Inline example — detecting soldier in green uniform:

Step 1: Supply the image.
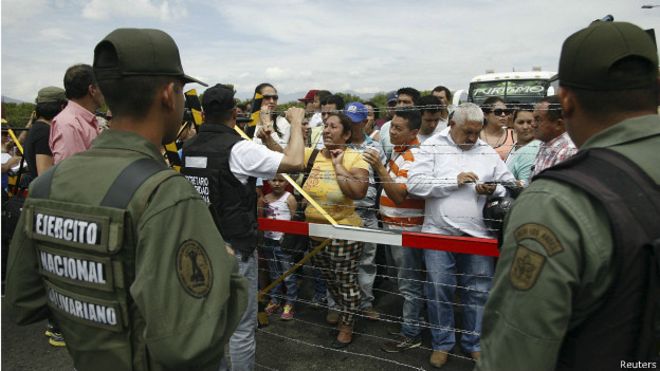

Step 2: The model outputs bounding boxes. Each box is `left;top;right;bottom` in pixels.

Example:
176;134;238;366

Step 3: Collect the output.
5;28;248;371
477;21;659;371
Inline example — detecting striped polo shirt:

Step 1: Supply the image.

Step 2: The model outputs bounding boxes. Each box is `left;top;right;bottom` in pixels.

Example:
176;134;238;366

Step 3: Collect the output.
380;138;425;228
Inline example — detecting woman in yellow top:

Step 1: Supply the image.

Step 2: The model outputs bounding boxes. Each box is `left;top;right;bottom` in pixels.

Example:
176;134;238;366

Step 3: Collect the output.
303;112;369;348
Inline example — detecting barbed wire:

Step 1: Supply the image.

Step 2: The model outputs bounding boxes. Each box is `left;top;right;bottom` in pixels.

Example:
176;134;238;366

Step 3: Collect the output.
250;103;564;116
257;328;431;370
257;253;495;281
264;290;483;339
257;264;491;296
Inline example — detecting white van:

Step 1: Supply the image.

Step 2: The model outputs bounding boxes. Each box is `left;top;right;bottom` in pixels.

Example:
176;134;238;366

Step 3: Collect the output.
467;71;558;105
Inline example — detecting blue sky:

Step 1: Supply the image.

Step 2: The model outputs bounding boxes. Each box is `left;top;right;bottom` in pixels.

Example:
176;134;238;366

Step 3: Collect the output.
2;0;658;102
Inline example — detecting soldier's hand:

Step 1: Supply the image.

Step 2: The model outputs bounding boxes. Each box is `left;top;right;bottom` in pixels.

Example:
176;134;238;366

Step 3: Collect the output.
457;171;479;185
286;107;305;126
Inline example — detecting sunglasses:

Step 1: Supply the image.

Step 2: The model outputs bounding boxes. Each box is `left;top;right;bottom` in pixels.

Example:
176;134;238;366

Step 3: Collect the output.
492;108;511;116
262;94;279;101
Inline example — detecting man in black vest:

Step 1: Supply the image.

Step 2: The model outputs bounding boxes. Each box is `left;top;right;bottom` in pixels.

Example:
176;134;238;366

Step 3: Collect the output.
477;21;659;371
182;83;305;370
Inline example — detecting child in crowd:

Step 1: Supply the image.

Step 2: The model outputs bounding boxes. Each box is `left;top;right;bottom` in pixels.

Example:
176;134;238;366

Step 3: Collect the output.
262;174;298;320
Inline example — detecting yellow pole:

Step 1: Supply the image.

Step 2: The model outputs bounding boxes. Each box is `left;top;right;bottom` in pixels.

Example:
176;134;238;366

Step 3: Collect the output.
7;129;24;155
257;238;331;302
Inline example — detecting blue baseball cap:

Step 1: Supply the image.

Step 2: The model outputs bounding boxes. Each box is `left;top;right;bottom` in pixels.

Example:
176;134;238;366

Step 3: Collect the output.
386;91;397;104
345;102;368;123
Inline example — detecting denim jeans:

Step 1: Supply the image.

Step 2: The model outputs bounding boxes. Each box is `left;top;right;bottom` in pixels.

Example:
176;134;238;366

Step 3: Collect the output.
219;249;257;371
399;246;426;339
384;223;425;338
424;250;494;353
358;216;379;309
262;238;298;305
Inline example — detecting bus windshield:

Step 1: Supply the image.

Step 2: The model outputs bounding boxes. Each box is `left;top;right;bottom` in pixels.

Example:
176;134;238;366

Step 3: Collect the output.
469;79;550;104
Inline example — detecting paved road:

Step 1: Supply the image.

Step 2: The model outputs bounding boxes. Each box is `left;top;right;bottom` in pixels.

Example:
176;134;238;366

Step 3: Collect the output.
2;278;475;371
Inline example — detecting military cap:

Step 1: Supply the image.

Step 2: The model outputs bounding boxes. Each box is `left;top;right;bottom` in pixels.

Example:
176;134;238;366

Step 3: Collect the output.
202;84;236;114
35;86;66;104
93;28;207;86
559;21;658;90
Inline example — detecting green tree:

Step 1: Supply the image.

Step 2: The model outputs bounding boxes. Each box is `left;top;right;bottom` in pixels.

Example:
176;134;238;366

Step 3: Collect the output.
1;103;36;128
336;92;363;105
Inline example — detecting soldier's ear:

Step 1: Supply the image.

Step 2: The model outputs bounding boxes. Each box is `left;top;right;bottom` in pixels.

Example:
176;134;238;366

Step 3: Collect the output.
558;87;574;120
161;82;177;111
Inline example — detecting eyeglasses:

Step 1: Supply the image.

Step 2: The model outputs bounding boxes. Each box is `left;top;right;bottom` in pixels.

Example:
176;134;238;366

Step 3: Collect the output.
492;108;511;116
262;94;279;101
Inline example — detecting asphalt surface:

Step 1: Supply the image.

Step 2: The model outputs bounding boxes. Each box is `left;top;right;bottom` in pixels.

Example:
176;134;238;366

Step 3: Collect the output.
2;276;475;371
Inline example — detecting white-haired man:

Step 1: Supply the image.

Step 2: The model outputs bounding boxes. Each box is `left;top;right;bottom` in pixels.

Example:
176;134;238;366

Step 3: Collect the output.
407;103;515;369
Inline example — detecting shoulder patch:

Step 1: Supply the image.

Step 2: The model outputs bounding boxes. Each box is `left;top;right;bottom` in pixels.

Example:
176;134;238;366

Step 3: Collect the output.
176;239;213;298
509;245;545;290
514;223;564;256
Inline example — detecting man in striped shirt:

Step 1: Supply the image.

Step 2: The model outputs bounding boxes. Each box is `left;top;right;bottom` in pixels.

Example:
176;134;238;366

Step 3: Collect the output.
363;109;427;354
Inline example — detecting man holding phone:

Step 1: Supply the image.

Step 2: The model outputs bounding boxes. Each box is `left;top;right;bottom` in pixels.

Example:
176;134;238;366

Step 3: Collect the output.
406;103;515;368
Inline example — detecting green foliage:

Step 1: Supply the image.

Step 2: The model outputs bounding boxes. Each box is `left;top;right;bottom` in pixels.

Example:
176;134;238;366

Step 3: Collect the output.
2;103;36;128
335;92;363;105
276;102;304;111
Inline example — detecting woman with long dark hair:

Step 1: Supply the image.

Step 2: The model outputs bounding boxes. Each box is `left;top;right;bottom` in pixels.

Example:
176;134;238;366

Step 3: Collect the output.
251;83;290;147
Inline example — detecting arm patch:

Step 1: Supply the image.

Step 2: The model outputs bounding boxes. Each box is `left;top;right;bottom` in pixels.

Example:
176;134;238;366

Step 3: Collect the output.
176;239;213;298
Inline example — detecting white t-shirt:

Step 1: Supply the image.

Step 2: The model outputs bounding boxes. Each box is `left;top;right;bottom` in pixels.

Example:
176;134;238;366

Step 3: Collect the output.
309;112;323;128
229;140;284;185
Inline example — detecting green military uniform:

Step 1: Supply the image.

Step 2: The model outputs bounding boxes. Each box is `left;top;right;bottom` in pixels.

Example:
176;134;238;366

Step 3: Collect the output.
477;20;659;371
477;115;660;371
6;130;248;370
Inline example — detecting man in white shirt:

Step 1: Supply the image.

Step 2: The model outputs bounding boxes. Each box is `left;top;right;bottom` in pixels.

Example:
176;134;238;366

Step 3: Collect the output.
181;84;305;371
407;103;515;368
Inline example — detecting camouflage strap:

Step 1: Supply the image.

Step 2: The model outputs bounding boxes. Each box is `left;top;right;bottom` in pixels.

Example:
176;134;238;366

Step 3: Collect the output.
100;158;168;209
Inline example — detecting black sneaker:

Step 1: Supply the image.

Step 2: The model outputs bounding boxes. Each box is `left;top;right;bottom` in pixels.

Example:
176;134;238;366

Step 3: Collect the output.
381;336;422;353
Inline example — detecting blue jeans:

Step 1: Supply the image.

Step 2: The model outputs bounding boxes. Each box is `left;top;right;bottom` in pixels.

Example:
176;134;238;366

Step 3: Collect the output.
219;250;257;371
262;238;298;305
358;216;378;309
399;247;426;339
424;250;494;352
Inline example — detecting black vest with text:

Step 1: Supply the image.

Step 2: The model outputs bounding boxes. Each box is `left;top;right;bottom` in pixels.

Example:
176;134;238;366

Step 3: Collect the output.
181;124;257;256
534;148;660;371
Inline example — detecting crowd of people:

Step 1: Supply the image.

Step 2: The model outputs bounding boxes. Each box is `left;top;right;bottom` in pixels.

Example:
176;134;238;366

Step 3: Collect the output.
2;19;658;371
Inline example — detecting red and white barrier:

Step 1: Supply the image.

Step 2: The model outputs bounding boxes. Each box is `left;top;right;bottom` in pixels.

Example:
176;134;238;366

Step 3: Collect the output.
258;218;499;257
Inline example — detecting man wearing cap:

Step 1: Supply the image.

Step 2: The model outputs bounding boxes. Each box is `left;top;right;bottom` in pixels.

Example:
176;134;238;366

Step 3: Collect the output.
49;64;105;164
299;89;319;115
478;21;660;371
343;102;386;320
182;84;305;371
24;87;67;181
6;28;248;371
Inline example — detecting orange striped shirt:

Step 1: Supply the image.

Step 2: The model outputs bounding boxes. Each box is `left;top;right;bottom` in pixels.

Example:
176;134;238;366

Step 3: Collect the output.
380;139;425;228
